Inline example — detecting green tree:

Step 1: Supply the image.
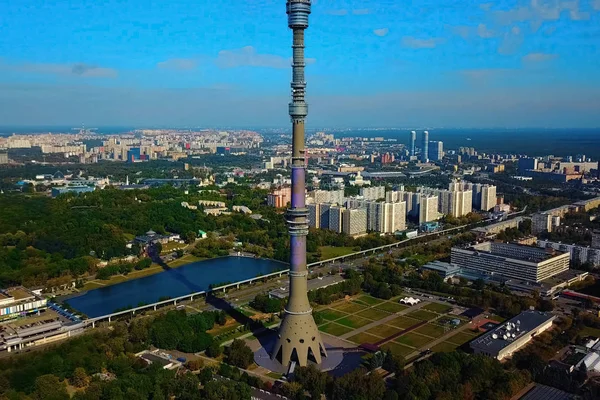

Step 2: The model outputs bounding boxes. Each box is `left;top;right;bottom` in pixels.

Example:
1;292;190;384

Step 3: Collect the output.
294;364;328;399
32;375;69;400
226;339;254;369
71;367;90;388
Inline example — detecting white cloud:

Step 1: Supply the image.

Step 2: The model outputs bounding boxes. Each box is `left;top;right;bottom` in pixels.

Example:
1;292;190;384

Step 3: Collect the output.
402;36;445;49
4;61;117;78
352;9;371;15
373;28;389;37
451;25;471;39
493;0;592;26
498;26;524;55
214;47;315;69
157;58;198;71
593;0;600;11
215;46;291;69
480;2;494;11
477;23;497;38
325;9;348;16
522;52;558;62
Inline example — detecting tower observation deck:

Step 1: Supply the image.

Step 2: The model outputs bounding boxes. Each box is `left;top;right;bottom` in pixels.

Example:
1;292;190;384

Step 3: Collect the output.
271;0;327;368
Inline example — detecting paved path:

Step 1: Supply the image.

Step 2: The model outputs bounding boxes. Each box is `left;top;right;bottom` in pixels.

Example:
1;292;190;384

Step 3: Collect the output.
339;301;429;340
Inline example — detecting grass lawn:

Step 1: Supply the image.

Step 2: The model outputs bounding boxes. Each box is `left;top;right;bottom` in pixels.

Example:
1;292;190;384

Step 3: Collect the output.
319;246;355;260
581;326;600;338
446;331;478;346
355;295;384;306
267;372;283;380
431;341;458;353
422;303;452;313
316;309;349;321
336;315;372;329
357;308;391;321
488;315;506;323
407;310;439;321
319;323;354;336
415;324;447;338
81;281;106;291
348;332;381;345
382;342;416;358
168;254;203;268
366;324;403;338
331;301;368;314
388;316;422;330
375;302;408;313
395;332;435;349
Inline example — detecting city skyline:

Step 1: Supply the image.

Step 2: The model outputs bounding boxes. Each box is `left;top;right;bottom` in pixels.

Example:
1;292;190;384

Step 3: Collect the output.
1;0;600;127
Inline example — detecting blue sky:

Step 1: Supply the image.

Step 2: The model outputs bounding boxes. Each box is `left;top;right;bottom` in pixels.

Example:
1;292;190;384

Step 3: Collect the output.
0;0;599;128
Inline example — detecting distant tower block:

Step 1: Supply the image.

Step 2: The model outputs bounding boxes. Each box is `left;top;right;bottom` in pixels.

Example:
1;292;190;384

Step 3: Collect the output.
271;0;327;368
409;130;416;157
421;130;429;163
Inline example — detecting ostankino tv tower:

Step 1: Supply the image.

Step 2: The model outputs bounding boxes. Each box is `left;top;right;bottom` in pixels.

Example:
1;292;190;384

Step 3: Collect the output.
271;0;326;367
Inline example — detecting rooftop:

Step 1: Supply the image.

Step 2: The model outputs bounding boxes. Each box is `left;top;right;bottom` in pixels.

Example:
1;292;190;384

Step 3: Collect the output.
468;242;561;263
470;310;555;355
518;384;574;400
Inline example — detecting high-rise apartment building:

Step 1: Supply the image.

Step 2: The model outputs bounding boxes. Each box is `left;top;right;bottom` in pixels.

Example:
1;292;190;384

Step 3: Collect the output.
0;152;8;165
268;187;292;208
319;204;331;229
328;206;344;233
342;208;368;236
480;184;497;211
421;131;429;163
428;141;443;161
592;231;600;249
312;189;344;205
360;186;385;201
308;203;320;228
419;194;439;224
383;202;406;233
531;212;561;234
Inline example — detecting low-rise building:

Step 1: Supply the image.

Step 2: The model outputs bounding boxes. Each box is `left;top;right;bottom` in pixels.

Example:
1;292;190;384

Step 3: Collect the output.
0;287;47;321
470;310;556;360
451;242;570;283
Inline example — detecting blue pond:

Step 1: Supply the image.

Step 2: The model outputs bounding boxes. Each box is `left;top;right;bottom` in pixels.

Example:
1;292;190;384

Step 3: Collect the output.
66;257;286;318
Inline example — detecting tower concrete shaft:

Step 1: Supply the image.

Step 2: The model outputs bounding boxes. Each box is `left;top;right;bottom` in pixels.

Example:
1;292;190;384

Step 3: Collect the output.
272;0;326;368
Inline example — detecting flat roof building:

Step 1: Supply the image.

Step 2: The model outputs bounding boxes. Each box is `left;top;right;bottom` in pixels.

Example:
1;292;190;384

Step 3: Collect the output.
470;310;556;360
451;242;570;283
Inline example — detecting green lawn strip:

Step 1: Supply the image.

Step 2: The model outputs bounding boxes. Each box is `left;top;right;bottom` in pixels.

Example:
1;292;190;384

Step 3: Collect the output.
356;308;391;321
366;324;403;338
319;246;356;260
387;316;422;330
487;315;506;323
581;326;600;338
348;332;382;345
375;302;409;313
446;331;479;346
267;372;283;380
336;315;372;329
422;303;453;313
431;341;459;353
330;301;368;314
381;342;417;358
407;310;439;321
315;309;349;321
319;323;354;336
395;332;434;349
356;295;384;305
414;323;447;338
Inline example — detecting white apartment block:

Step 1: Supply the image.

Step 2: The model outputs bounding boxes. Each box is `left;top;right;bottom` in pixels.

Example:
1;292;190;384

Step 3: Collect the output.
537;239;600;267
532;213;561;234
312;189;344;205
342;208;368;236
360;186;386;201
419;195;439;224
